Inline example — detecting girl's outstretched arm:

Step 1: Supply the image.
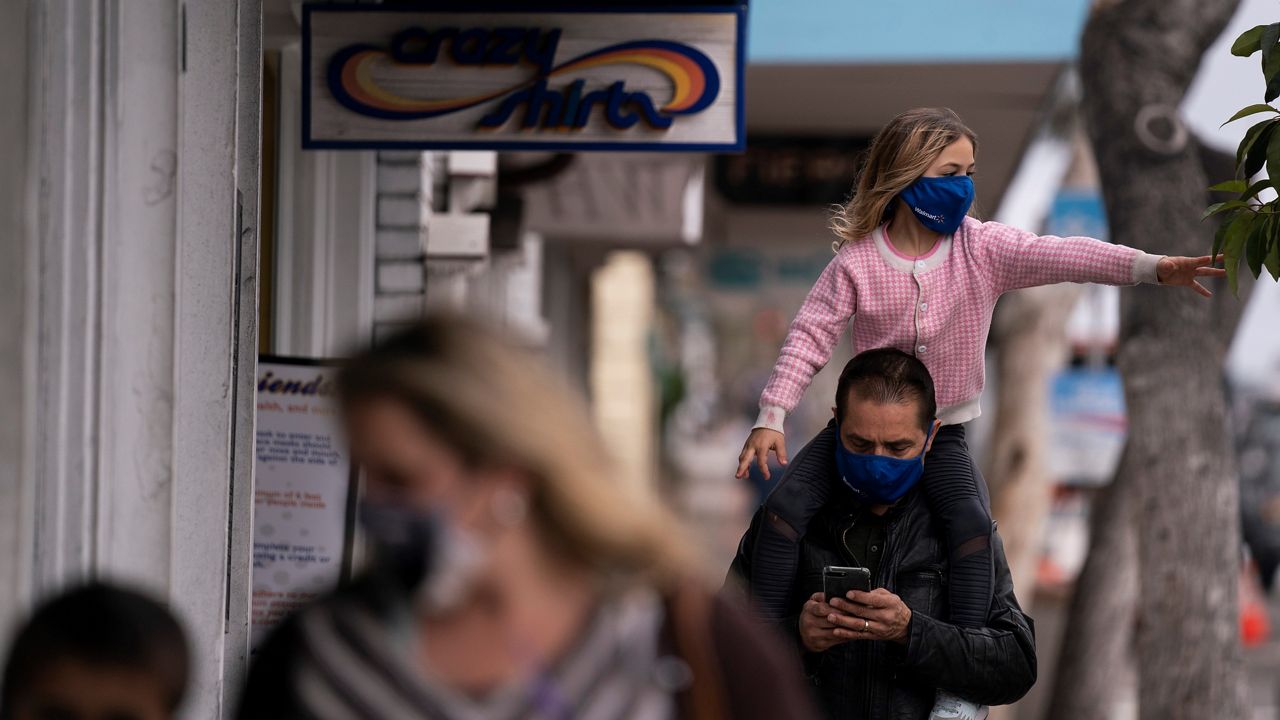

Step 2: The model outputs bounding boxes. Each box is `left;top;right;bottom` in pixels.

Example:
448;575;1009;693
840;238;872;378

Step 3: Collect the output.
738;250;857;479
972;219;1164;293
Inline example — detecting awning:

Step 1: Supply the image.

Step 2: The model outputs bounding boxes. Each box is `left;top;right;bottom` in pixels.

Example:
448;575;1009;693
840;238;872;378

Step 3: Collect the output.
739;61;1068;215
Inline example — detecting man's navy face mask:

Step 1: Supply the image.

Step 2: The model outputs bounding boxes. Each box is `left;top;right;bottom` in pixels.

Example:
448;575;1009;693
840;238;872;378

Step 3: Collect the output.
834;424;934;505
899;175;974;236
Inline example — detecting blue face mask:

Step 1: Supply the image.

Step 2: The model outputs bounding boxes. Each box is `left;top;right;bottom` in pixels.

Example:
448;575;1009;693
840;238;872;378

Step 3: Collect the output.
899;175;974;235
834;425;934;505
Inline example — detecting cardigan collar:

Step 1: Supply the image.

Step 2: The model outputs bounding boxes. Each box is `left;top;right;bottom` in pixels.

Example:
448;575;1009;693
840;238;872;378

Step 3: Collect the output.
871;223;953;274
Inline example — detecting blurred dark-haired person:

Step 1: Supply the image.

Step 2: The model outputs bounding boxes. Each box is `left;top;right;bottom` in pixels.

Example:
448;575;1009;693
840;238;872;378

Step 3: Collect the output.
729;349;1036;720
1;583;189;720
238;314;818;720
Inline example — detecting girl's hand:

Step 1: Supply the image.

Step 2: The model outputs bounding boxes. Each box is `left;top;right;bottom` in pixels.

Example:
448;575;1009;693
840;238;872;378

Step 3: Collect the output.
1156;255;1227;298
736;428;788;480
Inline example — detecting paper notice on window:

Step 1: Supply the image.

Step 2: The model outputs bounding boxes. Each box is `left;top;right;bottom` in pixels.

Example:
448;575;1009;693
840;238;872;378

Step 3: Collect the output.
251;358;355;647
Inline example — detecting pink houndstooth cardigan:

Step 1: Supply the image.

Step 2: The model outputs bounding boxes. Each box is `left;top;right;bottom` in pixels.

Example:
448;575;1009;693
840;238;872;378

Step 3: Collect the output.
756;217;1162;430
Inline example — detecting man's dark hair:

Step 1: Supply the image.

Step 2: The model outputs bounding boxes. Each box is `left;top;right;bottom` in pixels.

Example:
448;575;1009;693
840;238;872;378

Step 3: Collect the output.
0;582;190;717
835;348;937;432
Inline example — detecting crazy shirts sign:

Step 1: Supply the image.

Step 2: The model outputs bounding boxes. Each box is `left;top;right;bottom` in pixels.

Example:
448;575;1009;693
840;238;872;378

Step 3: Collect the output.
302;4;745;151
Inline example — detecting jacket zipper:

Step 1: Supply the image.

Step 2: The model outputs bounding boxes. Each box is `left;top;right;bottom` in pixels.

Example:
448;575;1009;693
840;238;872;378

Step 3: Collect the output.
840;515;863;568
870;511;908;718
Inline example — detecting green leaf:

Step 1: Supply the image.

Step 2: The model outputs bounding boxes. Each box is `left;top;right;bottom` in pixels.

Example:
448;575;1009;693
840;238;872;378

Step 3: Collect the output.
1224;213;1252;295
1223;104;1279;127
1268;129;1280;186
1209;179;1249;193
1212;215;1232;261
1240;179;1274;200
1237;118;1277;170
1265;235;1280;280
1247;212;1270;277
1267;75;1280;103
1264;25;1280;81
1247;122;1277;176
1203;199;1250;220
1234;24;1268;56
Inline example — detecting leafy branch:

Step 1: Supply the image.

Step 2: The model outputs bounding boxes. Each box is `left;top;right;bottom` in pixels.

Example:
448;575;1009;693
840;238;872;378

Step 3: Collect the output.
1206;23;1280;292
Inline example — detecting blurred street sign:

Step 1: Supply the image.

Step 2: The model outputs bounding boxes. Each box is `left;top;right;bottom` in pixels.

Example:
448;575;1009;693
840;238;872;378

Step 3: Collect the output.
1045;188;1108;241
1049;189;1121;352
522;153;704;245
303;4;745;151
1047;366;1127;486
714;135;871;205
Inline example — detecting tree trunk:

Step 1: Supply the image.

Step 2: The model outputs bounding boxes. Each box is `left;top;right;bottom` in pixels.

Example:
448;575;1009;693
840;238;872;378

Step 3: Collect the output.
1048;160;1247;720
1046;459;1139;720
986;284;1082;597
1066;2;1250;718
986;285;1081;720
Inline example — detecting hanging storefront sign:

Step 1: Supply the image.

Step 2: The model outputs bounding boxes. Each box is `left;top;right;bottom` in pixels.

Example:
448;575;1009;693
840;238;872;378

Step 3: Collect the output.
714;135;871;205
302;4;745;151
521;152;704;244
251;358;357;647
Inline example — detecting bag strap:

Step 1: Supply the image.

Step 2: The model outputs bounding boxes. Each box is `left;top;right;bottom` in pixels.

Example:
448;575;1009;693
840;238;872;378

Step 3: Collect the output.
667;586;729;720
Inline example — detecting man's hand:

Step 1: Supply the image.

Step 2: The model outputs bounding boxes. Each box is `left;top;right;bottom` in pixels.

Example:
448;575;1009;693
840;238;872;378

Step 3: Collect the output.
736;428;788;480
1156;254;1227;298
828;588;913;644
799;592;849;653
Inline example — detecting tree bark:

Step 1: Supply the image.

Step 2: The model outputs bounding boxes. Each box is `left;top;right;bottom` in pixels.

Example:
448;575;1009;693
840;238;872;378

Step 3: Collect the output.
1066;1;1250;718
1046;459;1139;720
1047;144;1244;720
986;284;1082;597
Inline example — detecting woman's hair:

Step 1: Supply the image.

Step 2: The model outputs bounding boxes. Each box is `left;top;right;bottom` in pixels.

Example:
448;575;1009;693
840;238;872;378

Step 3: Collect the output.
1;583;190;717
831;107;978;248
339;315;698;588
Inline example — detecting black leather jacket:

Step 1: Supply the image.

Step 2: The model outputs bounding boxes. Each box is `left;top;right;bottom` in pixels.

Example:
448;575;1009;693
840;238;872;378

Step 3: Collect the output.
728;425;1037;719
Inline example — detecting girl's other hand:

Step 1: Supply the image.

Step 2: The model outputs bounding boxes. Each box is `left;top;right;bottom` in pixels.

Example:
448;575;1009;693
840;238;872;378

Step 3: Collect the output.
1156;254;1227;298
736;428;788;480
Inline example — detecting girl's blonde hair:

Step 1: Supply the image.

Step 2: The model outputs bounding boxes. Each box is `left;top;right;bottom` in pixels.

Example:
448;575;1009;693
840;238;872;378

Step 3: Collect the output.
831;107;978;248
339;315;697;589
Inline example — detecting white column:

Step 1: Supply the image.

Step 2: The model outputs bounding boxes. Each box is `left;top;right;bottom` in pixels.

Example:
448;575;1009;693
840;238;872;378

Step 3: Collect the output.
95;0;180;599
1;1;263;717
274;44;377;358
590;251;658;493
25;0;108;596
173;0;261;714
0;0;34;634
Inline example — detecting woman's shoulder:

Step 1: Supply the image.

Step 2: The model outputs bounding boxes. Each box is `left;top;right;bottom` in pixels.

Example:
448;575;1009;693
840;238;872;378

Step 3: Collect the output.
698;591;820;719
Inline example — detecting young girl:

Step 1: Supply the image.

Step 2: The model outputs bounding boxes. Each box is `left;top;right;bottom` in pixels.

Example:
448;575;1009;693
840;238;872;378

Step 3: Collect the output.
735;107;1222;719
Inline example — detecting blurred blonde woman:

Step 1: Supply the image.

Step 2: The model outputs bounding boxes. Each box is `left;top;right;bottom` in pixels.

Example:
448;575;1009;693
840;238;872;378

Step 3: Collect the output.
238;315;817;720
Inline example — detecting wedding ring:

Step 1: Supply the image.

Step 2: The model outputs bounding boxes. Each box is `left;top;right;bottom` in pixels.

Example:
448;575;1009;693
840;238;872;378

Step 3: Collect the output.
864;619;870;631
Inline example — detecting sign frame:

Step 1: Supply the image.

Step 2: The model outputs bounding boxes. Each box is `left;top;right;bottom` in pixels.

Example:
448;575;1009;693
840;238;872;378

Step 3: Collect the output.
301;2;746;152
